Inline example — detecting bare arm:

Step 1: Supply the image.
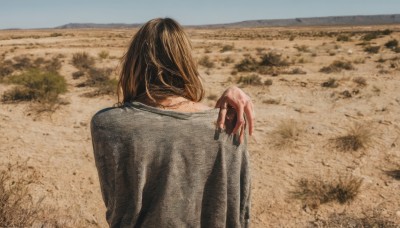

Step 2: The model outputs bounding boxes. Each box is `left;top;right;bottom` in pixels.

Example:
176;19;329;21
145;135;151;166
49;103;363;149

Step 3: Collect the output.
215;86;254;143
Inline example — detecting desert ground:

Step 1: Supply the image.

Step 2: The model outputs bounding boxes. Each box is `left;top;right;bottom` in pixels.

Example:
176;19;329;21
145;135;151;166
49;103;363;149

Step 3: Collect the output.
0;25;400;227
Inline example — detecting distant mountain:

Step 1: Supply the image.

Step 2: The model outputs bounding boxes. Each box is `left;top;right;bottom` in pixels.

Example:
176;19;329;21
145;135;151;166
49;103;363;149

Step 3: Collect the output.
55;23;142;29
55;14;400;29
204;14;400;28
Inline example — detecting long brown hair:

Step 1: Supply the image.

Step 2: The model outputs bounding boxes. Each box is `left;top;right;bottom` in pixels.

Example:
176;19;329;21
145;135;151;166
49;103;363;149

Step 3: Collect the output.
118;18;204;104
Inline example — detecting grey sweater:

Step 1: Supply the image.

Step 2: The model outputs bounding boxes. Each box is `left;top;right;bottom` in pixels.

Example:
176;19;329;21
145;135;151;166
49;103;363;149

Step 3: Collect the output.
91;102;251;228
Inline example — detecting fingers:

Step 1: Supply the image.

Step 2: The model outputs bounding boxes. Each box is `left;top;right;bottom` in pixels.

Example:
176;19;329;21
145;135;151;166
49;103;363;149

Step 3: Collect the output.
217;107;228;130
244;101;254;136
232;104;245;134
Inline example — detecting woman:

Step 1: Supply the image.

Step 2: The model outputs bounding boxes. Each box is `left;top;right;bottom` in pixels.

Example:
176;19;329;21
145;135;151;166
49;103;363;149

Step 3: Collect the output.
91;18;251;228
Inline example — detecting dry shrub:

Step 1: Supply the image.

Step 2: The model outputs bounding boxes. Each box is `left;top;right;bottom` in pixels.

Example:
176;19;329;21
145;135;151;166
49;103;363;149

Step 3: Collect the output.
98;50;109;60
385;39;398;49
385;169;400;180
222;56;234;64
364;45;380;54
234;57;259;72
72;70;85;79
361;29;392;41
259;52;289;67
292;175;363;209
310;212;398;228
0;60;14;79
337;34;351;42
353;76;367;86
321;78;338;88
294;44;310;52
264;79;273;86
333;123;373;152
0;161;81;227
2;69;67;104
237;74;262;86
286;67;306;75
320;60;354;73
271;119;301;148
0;161;41;227
72;52;95;70
220;44;234;53
78;67;117;97
198;56;214;68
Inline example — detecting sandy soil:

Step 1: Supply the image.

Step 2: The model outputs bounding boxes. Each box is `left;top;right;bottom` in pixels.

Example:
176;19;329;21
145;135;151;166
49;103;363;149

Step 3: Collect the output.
0;25;399;227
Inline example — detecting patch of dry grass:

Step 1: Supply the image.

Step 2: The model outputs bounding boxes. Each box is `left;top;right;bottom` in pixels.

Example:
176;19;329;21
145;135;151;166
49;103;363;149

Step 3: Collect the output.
292;175;363;209
320;60;354;73
333;123;374;152
271;119;301;148
237;74;262;86
310;212;398;228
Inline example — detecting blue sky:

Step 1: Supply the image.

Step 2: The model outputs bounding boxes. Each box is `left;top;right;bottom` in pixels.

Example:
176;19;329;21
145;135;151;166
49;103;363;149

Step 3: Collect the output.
1;0;399;29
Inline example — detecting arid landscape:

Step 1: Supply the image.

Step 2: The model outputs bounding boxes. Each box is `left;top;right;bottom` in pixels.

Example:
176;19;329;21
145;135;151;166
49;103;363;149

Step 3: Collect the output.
1;24;400;227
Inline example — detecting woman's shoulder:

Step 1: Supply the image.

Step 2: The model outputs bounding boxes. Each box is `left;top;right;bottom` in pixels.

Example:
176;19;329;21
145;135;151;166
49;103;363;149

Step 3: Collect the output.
91;106;123;128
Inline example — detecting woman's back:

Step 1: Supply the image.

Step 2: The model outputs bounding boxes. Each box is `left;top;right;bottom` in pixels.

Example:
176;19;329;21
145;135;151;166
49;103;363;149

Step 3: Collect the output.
91;102;250;228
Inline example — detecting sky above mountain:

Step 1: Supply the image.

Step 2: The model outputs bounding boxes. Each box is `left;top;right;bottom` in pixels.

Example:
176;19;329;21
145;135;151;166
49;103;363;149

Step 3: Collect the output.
1;0;400;29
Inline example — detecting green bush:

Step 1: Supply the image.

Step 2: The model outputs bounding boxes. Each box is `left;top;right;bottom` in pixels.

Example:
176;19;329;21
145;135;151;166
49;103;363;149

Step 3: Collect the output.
3;69;67;103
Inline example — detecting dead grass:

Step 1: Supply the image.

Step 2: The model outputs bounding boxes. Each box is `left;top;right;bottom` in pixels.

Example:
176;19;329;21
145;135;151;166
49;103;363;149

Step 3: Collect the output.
0;161;41;227
353;76;367;86
271;119;301;148
310;212;398;228
237;74;262;86
198;56;215;68
364;45;380;54
333;123;374;152
320;60;354;73
385;169;400;180
292;175;363;209
77;67;117;97
72;52;95;70
321;78;338;88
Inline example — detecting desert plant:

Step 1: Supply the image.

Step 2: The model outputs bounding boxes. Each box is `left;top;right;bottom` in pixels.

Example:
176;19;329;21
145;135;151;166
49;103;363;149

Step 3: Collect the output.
0;161;41;227
287;68;306;75
198;56;214;68
292;175;363;209
264;79;273;86
2;69;67;103
321;78;338;88
310;212;398;228
352;77;367;86
259;52;289;67
336;34;351;42
271;119;301;148
49;32;62;37
364;45;380;54
385;169;400;180
320;60;354;73
72;70;85;79
78;67;117;97
333;123;373;151
222;56;234;64
220;44;234;53
98;50;109;60
294;44;310;52
385;39;398;49
234;57;259;72
72;52;95;70
237;74;262;86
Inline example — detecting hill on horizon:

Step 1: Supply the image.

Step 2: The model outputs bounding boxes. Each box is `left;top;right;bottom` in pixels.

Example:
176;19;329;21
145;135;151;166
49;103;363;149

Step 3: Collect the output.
54;14;400;29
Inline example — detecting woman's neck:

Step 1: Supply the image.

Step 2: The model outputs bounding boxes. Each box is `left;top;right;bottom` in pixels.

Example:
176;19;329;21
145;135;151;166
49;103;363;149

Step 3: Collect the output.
136;95;212;112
